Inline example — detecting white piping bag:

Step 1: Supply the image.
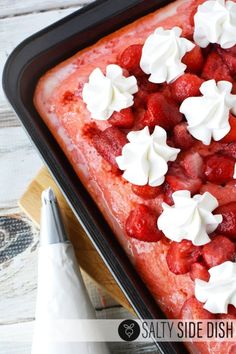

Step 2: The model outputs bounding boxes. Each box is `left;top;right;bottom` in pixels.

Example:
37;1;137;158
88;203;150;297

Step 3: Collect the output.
31;188;110;354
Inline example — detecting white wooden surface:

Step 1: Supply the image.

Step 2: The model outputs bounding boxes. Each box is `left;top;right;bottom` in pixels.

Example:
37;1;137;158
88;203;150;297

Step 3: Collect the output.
0;1;158;353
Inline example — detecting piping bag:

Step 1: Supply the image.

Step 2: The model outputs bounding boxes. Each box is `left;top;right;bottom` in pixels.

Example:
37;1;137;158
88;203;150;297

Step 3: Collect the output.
31;188;110;354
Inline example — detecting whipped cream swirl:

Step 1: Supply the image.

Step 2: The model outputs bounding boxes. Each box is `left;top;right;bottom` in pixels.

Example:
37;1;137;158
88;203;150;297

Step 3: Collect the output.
180;80;236;145
116;126;180;187
82;64;138;120
140;27;195;84
194;0;236;49
158;190;222;246
195;261;236;314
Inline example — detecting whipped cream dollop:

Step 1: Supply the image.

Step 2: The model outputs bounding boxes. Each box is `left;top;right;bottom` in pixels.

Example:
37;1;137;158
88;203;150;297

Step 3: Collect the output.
195;261;236;314
157;190;222;246
82;64;138;120
140;27;195;84
194;0;236;49
116;126;180;186
180;80;236;145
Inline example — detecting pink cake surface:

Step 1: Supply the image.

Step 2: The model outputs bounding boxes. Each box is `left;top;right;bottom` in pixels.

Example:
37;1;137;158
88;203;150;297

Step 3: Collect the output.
34;1;236;353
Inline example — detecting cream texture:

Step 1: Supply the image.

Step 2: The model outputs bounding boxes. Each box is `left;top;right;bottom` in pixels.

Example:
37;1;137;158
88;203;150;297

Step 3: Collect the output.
116;126;180;186
158;190;222;246
82;64;138;120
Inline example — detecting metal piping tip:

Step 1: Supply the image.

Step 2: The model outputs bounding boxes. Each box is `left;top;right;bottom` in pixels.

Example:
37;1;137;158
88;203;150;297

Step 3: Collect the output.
40;187;69;246
41;187;56;204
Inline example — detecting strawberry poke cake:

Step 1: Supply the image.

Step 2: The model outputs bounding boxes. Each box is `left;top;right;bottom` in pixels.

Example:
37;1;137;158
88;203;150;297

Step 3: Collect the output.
34;0;236;352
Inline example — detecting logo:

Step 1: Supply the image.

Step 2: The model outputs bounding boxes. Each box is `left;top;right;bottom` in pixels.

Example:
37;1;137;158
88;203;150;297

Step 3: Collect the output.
118;319;140;341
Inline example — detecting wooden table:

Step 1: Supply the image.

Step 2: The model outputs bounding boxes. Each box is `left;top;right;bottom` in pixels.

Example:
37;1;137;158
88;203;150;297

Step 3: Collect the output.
0;1;157;353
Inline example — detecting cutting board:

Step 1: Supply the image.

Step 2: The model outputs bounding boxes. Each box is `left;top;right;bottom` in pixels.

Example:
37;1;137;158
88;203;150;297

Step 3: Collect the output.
19;166;133;313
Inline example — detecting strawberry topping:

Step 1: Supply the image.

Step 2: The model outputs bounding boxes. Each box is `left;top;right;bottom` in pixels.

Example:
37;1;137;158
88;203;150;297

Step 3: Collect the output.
125;204;163;242
220;114;236;143
172;122;196;150
109;108;135;129
180;152;204;179
190;262;210;282
215;202;236;239
182;45;204;74
201;182;236;207
140;93;182;130
166;240;201;275
131;184;162;199
204;154;235;184
201;51;232;82
166;165;202;195
202;235;236;268
118;44;143;75
219;142;236;159
217;45;236;75
170;73;204;103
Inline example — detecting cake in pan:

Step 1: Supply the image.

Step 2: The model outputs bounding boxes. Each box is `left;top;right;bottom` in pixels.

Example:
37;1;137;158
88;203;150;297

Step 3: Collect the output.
34;0;236;352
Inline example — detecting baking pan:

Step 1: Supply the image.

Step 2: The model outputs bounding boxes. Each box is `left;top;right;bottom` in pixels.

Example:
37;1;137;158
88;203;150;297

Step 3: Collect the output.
3;1;187;353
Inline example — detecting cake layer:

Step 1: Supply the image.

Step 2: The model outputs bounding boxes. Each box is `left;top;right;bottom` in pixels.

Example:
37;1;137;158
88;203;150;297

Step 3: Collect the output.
34;1;236;353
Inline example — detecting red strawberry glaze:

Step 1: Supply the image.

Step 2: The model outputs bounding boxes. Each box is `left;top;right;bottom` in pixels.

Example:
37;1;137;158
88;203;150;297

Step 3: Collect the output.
202;235;236;268
108;108;135;129
166;240;201;275
201;51;233;82
170;73;204;103
201;182;236;206
140;92;183;130
215;202;236;239
203;155;235;184
34;1;236;353
172;122;196;150
125;204;163;242
182;45;204;74
190;262;210;282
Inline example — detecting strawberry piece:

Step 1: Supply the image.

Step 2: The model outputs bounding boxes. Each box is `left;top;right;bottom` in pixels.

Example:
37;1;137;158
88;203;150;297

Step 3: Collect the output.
190;262;210;282
141;93;182;130
201;51;232;82
204;154;235;184
172;122;196;149
202;235;236;268
201;182;236;206
118;44;143;75
170;74;204;103
180;297;216;320
92;126;127;168
137;75;158;92
163;182;174;205
219;305;236;320
131;185;162;199
215;202;236;239
133;90;149;109
166;165;202;195
180;152;204;179
125;204;162;242
217;45;236;75
109;108;135;129
220;142;236;159
166;240;201;275
220;114;236;143
182;45;204;74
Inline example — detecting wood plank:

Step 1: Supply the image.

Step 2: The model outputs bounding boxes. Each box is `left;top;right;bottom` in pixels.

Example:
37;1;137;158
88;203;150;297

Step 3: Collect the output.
0;126;43;212
19;167;134;314
0;0;93;18
0;6;80;127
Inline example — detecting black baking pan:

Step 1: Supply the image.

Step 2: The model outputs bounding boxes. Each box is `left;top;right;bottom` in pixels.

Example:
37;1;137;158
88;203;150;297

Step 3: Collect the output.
3;1;188;353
